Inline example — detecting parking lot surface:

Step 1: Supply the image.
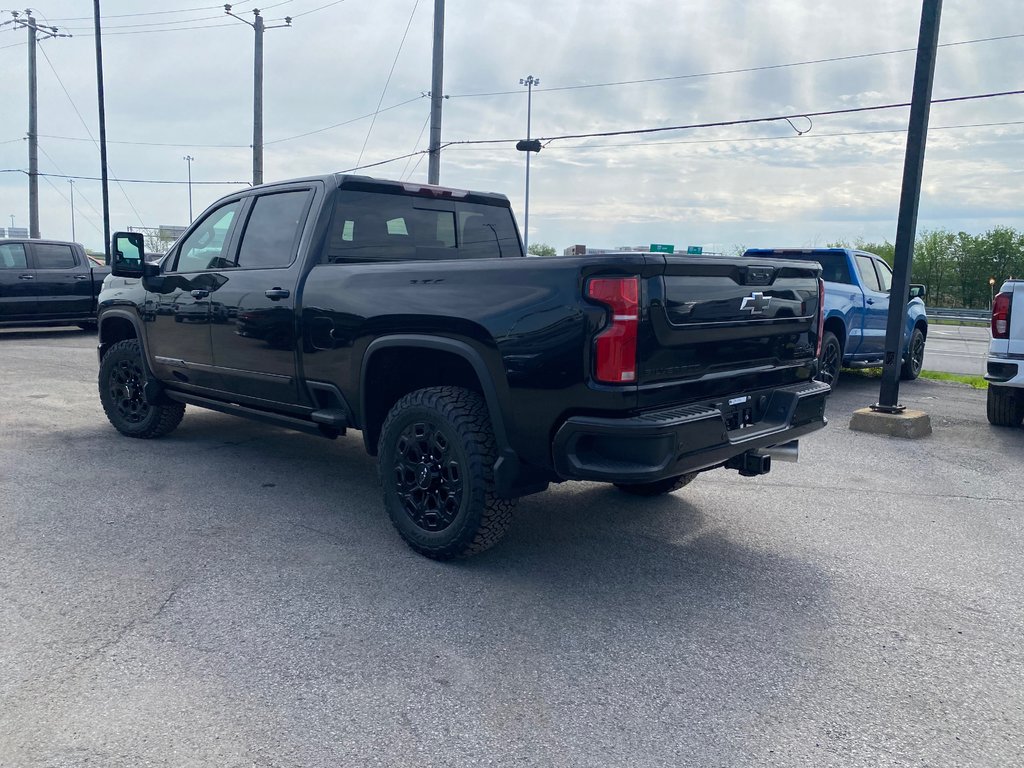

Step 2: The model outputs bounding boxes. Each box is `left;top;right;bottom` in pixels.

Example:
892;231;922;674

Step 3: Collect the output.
922;324;989;376
1;328;1022;767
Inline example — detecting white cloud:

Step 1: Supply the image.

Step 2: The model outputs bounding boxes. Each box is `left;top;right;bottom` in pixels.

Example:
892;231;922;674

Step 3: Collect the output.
1;0;1022;253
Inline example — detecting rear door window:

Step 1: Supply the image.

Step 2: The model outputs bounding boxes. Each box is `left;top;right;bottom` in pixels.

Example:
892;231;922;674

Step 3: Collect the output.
32;243;77;269
234;189;313;269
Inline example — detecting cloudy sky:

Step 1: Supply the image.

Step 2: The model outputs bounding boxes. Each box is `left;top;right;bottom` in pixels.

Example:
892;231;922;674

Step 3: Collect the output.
1;0;1021;254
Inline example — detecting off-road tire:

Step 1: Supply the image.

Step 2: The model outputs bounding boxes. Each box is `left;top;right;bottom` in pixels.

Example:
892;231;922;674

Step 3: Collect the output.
987;384;1024;427
378;386;516;559
99;339;185;438
615;473;697;496
817;331;842;388
900;326;926;381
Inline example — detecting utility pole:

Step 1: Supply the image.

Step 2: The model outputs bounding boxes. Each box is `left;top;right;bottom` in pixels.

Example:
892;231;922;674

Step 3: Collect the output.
874;0;943;414
93;0;111;262
68;179;75;241
9;11;69;239
225;5;291;187
427;0;445;185
183;155;194;221
518;75;539;253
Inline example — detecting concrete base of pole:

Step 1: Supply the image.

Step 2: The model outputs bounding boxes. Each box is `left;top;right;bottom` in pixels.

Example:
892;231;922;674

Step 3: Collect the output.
849;407;932;439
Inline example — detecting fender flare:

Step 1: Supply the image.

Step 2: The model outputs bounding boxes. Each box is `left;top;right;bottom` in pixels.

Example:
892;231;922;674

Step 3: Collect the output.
360;334;523;498
360;334;510;450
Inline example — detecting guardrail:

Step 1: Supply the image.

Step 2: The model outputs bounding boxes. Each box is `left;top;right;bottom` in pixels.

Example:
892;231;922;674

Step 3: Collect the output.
929;307;990;322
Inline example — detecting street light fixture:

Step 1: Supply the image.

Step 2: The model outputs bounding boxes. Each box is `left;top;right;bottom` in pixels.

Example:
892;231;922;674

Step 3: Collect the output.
989;276;996;309
183;155;194;222
518;74;540;253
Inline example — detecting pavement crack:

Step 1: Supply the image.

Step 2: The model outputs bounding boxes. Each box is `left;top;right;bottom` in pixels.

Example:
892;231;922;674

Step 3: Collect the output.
81;582;184;663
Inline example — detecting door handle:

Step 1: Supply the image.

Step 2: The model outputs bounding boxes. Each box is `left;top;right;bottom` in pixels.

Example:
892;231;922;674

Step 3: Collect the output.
18;274;34;280
866;298;875;305
73;274;89;280
191;289;210;299
265;288;290;300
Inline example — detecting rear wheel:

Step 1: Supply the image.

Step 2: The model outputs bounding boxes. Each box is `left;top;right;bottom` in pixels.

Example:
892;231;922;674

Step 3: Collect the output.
378;386;516;559
98;339;185;438
816;331;842;387
615;473;697;497
987;385;1024;427
900;327;926;380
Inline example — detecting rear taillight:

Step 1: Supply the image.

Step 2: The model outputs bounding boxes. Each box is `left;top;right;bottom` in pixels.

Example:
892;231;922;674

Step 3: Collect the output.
587;276;639;384
992;291;1012;339
816;277;825;357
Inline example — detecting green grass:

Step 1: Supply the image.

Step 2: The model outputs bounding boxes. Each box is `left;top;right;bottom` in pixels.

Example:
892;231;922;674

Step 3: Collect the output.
846;367;988;389
928;317;988;328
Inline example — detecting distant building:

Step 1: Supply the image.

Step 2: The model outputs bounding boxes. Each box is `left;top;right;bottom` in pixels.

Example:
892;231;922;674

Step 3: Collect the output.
563;244;587;256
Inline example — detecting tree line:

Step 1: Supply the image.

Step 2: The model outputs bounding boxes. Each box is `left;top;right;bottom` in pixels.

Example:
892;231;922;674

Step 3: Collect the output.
834;226;1024;309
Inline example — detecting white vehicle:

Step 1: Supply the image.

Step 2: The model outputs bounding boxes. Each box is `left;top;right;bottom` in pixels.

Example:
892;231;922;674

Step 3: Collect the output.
987;279;1024;427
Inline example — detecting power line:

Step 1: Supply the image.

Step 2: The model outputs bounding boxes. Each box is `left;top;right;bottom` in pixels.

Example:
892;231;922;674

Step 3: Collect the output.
292;0;348;19
37;171;105;239
441;89;1024;148
399;111;431;181
355;0;420;169
37;142;105;223
0;169;250;185
37;41;147;226
266;95;425;146
37;133;249;149
447;33;1024;99
43;4;252;22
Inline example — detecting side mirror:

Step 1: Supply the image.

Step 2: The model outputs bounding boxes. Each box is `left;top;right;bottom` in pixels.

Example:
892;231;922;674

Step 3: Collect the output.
909;284;927;301
111;231;146;278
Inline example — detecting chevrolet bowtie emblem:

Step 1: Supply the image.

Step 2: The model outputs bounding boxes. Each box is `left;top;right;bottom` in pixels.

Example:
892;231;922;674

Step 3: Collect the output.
740;292;771;314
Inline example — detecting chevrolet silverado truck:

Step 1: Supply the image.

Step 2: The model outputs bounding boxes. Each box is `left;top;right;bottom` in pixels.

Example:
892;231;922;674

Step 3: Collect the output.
986;279;1024;427
0;238;110;328
743;248;928;386
97;175;830;559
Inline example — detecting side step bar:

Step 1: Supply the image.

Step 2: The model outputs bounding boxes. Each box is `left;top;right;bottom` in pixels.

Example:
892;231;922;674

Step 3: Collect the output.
163;391;343;438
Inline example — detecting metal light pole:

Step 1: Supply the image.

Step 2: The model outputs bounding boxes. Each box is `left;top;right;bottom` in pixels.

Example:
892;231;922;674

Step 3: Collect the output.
183;155;195;221
68;179;75;241
990;277;996;309
93;0;111;263
519;74;539;253
225;5;291;187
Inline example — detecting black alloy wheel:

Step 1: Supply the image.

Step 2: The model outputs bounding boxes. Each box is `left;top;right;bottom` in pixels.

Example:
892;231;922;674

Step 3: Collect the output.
378;386;516;559
98;339;185;438
900;327;926;381
393;419;464;532
817;331;842;388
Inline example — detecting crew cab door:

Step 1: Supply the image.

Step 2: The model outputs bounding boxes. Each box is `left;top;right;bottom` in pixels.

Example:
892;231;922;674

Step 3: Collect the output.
28;242;93;318
208;186;316;405
853;253;889;358
145;199;244;390
0;242;34;320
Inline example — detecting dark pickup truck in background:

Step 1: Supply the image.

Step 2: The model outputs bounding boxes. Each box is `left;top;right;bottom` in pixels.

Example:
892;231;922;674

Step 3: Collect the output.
0;238;110;328
97;174;830;559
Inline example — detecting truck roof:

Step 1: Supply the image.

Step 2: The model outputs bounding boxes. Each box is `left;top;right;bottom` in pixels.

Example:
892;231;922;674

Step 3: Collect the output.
0;238;83;247
252;174;512;208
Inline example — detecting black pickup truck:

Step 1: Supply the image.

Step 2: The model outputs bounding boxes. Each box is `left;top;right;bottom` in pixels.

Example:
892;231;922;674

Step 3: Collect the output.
97;175;829;559
0;238;110;328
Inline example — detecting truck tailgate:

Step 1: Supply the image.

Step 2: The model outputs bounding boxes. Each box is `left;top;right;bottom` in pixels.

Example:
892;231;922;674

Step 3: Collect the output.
638;255;821;401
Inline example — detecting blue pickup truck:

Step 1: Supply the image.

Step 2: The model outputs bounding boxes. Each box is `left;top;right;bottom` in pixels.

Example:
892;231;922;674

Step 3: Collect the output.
743;248;928;386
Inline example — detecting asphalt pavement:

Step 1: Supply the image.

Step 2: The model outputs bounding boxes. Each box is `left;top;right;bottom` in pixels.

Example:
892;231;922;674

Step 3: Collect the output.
1;327;1022;767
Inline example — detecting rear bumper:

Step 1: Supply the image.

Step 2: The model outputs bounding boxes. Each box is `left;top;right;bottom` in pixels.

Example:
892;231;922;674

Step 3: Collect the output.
552;379;830;483
986;357;1024;387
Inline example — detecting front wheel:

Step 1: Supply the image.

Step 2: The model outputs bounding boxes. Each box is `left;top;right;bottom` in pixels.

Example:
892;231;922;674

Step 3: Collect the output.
900;327;926;380
98;339;185;438
615;473;697;497
987;385;1024;427
378;386;516;559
